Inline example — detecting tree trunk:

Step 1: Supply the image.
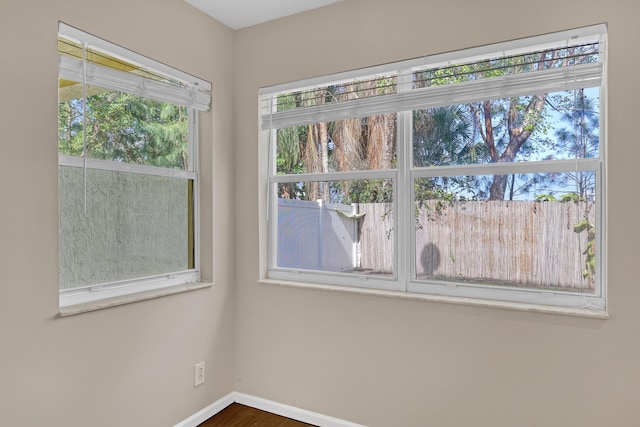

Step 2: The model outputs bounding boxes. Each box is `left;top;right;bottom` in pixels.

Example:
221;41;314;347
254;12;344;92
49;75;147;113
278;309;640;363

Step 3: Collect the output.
487;94;548;200
489;174;509;200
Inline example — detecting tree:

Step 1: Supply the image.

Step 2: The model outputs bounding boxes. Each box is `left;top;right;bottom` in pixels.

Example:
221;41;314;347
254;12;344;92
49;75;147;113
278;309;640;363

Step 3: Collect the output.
553;88;599;199
413;105;484;201
413;105;477;168
58;91;188;170
471;94;548;200
275;77;397;204
416;43;598;200
274;43;599;204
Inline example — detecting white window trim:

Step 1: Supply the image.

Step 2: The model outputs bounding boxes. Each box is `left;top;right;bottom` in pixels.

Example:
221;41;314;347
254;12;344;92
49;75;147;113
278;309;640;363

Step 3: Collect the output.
59;271;201;307
58;23;209;310
58;154;198;180
259;24;608;315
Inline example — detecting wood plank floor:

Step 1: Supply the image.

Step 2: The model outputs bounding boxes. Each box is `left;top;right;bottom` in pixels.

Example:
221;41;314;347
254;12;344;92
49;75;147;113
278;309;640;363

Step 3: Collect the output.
198;403;317;427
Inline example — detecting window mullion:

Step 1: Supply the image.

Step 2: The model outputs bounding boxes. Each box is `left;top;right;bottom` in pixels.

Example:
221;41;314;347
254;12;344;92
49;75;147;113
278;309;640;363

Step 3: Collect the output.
396;70;413;290
267;126;278;271
270;170;396;183
412;158;600;178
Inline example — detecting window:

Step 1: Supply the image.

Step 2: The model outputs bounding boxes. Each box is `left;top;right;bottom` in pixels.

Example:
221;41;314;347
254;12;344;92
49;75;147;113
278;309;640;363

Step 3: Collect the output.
58;23;211;308
260;25;607;313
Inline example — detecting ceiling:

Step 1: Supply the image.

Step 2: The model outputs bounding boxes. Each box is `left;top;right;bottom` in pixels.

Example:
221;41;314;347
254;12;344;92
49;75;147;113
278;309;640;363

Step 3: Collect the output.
185;0;343;30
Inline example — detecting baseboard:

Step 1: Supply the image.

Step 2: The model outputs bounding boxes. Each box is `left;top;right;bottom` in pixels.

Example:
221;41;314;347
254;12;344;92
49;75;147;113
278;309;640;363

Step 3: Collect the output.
173;392;235;427
174;391;367;427
233;392;367;427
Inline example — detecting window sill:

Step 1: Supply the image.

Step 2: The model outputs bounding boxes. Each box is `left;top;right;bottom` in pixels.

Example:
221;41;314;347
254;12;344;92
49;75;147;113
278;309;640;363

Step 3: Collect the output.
258;279;609;319
58;281;213;317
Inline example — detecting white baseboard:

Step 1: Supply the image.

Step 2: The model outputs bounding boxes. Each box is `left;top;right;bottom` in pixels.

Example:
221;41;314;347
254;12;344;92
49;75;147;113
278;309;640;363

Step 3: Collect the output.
173;392;234;427
233;392;367;427
174;391;367;427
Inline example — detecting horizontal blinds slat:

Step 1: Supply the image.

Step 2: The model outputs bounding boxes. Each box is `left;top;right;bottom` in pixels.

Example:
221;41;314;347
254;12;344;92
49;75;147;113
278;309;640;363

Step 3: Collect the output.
261;61;602;130
403;61;602;113
59;56;211;111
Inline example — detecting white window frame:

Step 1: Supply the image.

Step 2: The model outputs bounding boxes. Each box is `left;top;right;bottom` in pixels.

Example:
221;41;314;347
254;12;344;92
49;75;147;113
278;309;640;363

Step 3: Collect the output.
58;23;211;308
260;25;607;315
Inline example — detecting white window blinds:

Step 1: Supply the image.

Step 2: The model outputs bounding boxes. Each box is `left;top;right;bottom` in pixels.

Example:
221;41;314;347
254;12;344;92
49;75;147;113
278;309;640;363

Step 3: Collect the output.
58;22;211;111
260;24;605;130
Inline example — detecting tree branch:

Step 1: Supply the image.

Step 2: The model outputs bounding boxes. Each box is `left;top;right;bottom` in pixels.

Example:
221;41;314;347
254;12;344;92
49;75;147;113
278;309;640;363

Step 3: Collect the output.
502;94;547;162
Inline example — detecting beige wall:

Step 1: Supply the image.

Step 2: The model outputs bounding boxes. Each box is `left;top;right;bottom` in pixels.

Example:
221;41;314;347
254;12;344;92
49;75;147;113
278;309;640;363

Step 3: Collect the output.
0;0;235;426
2;0;639;426
234;0;640;426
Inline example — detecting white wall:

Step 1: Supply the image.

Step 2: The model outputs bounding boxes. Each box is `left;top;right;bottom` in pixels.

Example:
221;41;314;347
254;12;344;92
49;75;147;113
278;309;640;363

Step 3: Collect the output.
234;0;640;425
0;0;235;425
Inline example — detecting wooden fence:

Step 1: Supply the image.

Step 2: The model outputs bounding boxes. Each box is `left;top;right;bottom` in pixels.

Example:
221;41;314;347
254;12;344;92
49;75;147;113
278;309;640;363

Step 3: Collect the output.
359;200;595;291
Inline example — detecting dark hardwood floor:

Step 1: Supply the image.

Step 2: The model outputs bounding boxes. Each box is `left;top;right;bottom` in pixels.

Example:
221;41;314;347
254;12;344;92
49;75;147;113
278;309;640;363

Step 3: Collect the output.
198;403;317;427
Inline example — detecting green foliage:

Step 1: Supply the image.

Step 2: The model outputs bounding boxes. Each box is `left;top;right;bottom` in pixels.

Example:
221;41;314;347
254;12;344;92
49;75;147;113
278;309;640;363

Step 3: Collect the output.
275;95;304;177
538;191;596;285
535;194;557;201
536;192;587;203
340;179;393;204
276;127;302;174
414;180;461;228
560;193;586;203
58;91;188;170
413;106;480;167
574;216;596;283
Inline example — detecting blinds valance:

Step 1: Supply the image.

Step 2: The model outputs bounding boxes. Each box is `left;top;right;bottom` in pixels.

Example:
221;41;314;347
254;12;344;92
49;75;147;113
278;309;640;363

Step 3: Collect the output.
58;23;211;111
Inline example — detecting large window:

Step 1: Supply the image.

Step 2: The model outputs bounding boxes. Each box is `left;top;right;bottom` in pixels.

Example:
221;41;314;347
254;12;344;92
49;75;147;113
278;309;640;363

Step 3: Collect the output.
260;25;607;313
58;23;211;307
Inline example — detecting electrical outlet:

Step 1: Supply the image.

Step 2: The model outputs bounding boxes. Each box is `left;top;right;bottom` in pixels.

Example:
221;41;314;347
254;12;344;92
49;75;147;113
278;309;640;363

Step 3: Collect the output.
194;361;205;387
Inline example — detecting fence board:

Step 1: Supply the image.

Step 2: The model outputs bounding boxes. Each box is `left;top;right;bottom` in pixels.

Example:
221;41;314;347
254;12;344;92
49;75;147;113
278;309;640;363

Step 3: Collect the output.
359;200;595;291
359;202;394;275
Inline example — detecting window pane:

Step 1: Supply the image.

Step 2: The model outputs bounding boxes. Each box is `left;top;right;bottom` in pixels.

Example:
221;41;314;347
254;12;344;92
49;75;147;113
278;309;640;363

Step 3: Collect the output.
276;113;397;175
412;88;599;167
414;172;596;292
276;179;394;276
58;166;191;289
58;85;188;170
